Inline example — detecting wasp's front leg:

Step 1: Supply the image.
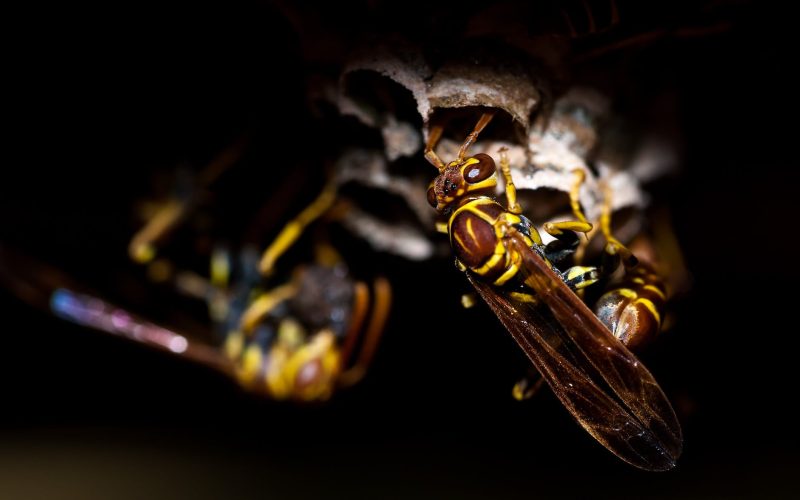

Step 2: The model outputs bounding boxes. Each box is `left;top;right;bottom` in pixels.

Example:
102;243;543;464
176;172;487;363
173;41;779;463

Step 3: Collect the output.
498;148;523;215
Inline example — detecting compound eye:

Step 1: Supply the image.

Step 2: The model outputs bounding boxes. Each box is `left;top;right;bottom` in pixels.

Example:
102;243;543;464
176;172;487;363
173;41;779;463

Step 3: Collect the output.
464;153;496;184
427;186;437;207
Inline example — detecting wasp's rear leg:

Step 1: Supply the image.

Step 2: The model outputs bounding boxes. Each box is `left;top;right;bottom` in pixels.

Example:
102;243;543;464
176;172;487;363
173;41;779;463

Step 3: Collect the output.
541;169;594;264
338;277;392;387
512;367;546;401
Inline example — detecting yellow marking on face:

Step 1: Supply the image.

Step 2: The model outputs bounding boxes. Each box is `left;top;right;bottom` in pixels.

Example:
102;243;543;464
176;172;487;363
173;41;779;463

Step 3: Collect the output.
634;297;662;325
643;284;666;299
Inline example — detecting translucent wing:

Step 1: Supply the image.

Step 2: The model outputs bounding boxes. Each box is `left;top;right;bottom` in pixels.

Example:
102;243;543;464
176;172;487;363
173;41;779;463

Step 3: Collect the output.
0;246;232;374
467;234;682;471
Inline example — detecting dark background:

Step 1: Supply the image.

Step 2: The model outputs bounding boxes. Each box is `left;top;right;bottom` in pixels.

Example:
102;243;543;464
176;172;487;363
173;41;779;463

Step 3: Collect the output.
2;1;798;498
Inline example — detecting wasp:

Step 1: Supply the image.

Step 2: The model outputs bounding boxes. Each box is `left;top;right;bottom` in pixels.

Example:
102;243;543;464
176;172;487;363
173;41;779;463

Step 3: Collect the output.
423;110;682;470
511;171;672;399
122;139;394;402
0;161;391;403
206;184;392;401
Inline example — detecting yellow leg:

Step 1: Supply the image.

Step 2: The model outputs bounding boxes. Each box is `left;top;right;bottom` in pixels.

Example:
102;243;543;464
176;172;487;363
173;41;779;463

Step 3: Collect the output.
600;182;637;269
461;293;477;309
238;283;297;334
499;148;522;215
543;169;594;237
129;136;249;264
258;182;338;276
512;374;545;401
568;169;590;225
129;199;187;263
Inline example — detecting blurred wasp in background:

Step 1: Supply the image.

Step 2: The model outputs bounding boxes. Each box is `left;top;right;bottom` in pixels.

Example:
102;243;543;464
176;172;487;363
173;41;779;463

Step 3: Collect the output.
423;110;681;471
0;141;391;403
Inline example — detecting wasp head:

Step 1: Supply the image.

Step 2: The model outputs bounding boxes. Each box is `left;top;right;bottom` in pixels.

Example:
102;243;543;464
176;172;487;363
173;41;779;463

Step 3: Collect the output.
427;153;498;212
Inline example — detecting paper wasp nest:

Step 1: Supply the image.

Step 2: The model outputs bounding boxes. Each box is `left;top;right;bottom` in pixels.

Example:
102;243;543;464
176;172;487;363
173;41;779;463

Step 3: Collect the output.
324;36;679;259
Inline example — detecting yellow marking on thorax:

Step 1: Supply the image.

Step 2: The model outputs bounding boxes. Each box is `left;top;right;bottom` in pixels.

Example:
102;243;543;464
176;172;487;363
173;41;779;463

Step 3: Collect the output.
473;237;507;277
634;298;662;325
452;232;474;258
615;288;638;299
494;253;520;286
643;284;666;299
465;217;478;243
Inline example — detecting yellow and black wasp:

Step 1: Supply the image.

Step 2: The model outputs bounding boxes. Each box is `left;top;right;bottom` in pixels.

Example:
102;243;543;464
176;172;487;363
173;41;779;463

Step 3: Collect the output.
0;150;391;403
510;170;675;400
423;110;682;471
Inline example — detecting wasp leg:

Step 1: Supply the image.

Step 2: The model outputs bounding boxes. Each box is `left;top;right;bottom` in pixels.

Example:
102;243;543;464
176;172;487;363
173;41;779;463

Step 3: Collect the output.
562;265;600;291
543;168;593;236
129;199;188;264
599;182;638;271
541;169;594;262
458;111;496;160
424;124;446;170
512;368;546;401
461;293;478;309
338;277;392;387
238;283;297;334
498;147;523;215
258;182;338;276
128;137;248;264
338;281;371;364
542;229;580;267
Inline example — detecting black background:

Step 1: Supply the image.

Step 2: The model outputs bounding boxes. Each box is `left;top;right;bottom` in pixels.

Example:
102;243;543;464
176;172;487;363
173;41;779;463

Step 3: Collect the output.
2;1;798;498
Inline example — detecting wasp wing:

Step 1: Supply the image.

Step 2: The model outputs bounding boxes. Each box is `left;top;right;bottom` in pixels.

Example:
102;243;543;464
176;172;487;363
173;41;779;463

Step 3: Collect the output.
467;235;682;471
0;245;233;374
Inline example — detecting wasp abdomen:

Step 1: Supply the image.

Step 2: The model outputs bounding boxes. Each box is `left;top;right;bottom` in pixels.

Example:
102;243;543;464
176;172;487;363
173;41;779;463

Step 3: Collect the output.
594;265;666;351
